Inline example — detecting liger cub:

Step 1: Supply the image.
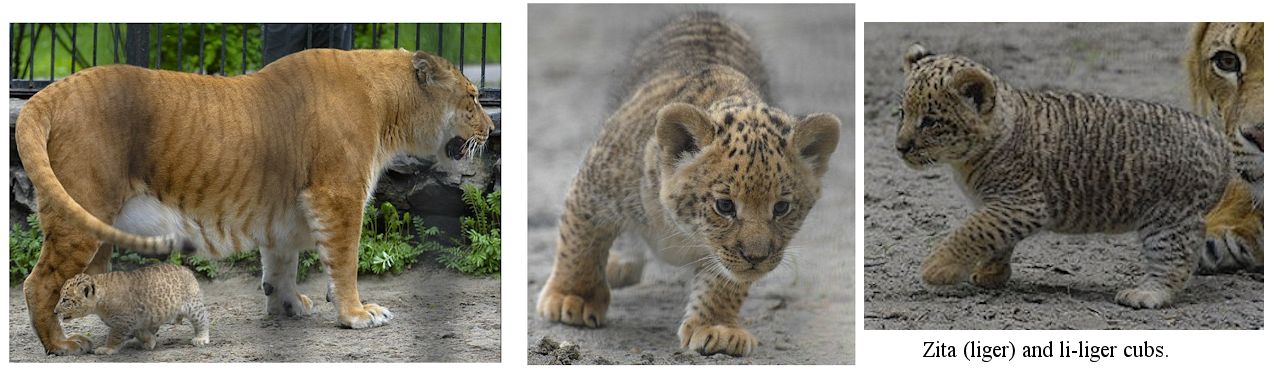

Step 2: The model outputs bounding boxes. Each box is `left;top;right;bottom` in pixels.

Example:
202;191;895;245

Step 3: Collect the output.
896;44;1230;309
536;12;841;357
55;264;210;355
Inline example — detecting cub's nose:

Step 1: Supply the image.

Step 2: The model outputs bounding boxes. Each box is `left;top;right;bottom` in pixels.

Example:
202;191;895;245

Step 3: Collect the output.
896;139;914;154
738;245;771;266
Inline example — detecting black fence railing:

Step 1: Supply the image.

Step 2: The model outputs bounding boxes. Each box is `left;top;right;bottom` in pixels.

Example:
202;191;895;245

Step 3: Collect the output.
9;23;500;107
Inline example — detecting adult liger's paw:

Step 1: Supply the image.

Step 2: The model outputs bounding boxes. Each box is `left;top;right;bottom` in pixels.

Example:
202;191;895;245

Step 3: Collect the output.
537;284;610;328
47;334;93;356
1199;224;1263;273
338;303;394;329
1115;287;1173;309
678;322;757;357
268;292;317;318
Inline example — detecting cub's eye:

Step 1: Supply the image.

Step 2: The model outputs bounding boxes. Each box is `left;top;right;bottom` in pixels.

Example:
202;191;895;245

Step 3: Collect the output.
715;198;736;217
1212;51;1242;74
773;201;791;217
919;116;936;129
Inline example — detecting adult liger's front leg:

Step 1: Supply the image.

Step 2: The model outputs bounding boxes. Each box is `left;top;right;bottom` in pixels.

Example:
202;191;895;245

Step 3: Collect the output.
261;247;316;318
922;204;1043;288
302;189;393;329
679;269;756;357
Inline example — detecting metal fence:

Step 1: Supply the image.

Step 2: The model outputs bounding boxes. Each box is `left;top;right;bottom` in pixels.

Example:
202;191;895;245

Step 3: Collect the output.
9;23;500;107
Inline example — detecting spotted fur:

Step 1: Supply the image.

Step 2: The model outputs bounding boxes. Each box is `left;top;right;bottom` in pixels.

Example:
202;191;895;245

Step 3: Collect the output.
536;12;840;357
54;264;210;355
17;49;492;355
1186;22;1264;273
897;44;1230;309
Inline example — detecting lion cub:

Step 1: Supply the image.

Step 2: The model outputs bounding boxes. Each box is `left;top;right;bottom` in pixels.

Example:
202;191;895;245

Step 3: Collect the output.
896;44;1231;309
55;263;210;354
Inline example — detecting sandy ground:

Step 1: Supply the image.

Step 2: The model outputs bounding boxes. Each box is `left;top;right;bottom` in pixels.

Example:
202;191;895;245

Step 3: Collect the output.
527;4;855;364
862;23;1264;330
9;257;501;362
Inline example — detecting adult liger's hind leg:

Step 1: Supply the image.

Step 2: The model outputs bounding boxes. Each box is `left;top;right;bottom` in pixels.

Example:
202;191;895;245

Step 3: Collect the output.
1117;214;1201;309
261;247;315;318
302;189;393;329
1200;181;1263;273
537;194;621;328
921;204;1043;288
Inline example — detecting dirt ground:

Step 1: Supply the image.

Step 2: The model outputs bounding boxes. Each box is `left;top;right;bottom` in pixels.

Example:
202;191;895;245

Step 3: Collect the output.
527;4;855;364
862;23;1264;330
9;257;501;362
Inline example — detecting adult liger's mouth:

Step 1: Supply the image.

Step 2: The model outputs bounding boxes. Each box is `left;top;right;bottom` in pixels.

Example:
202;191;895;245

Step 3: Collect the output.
445;135;487;161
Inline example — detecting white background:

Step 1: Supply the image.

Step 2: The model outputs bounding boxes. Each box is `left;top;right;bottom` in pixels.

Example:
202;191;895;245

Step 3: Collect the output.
2;0;1266;371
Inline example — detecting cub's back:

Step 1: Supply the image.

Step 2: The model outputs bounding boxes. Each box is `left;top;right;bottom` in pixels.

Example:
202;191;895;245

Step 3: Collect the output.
1009;91;1231;231
102;263;201;313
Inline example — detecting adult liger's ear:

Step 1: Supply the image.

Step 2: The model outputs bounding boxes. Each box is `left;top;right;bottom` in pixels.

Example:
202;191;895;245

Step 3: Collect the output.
903;43;933;72
655;103;715;168
950;67;996;116
793;113;841;177
413;51;454;85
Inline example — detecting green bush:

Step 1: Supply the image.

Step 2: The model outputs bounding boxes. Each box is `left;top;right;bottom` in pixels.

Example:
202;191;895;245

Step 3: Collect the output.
359;201;442;275
429;184;501;275
10;215;44;284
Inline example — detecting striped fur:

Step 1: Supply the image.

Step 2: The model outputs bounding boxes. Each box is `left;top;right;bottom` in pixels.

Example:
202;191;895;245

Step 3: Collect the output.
897;44;1230;309
537;12;840;357
1186;22;1264;273
17;48;492;355
54;264;210;355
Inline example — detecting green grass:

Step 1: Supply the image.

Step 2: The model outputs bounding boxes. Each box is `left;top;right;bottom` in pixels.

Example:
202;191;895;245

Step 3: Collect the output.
427;184;501;276
9;215;44;284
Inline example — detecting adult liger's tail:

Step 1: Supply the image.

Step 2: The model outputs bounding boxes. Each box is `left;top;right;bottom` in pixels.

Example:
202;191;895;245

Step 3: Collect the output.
15;99;193;255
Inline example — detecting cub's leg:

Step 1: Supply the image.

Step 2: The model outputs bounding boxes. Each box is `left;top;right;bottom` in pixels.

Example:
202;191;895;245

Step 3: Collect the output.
185;301;211;346
1116;213;1201;309
921;204;1043;288
92;327;129;355
606;250;646;289
678;269;756;357
537;193;621;328
135;326;159;350
1199;181;1263;273
301;190;393;329
261;247;316;317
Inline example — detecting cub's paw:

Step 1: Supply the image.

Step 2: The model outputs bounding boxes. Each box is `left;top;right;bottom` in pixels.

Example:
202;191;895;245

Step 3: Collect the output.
678;322;757;357
537;283;610;328
920;253;971;286
92;346;120;355
191;335;210;347
48;334;93;356
606;255;645;289
1115;287;1173;309
338;303;394;329
970;261;1011;289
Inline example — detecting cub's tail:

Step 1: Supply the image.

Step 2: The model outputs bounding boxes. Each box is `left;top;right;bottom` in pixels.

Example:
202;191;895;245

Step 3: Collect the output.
15;97;193;255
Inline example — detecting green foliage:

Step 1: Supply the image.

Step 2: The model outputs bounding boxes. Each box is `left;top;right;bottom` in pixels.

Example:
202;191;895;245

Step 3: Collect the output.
298;251;323;282
359;201;441;275
9;215;44;284
166;251;219;279
11;23;500;84
430;184;501;275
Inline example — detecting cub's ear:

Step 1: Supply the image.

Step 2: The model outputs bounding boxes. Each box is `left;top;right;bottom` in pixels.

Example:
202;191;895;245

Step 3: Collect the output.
655;103;715;168
413;51;454;85
82;281;95;298
903;43;933;72
792;113;841;177
950;67;996;115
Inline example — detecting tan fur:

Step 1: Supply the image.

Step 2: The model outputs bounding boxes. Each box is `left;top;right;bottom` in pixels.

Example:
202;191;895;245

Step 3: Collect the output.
536;13;840;357
54;264;209;355
1186;22;1264;273
897;44;1230;309
17;48;492;355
